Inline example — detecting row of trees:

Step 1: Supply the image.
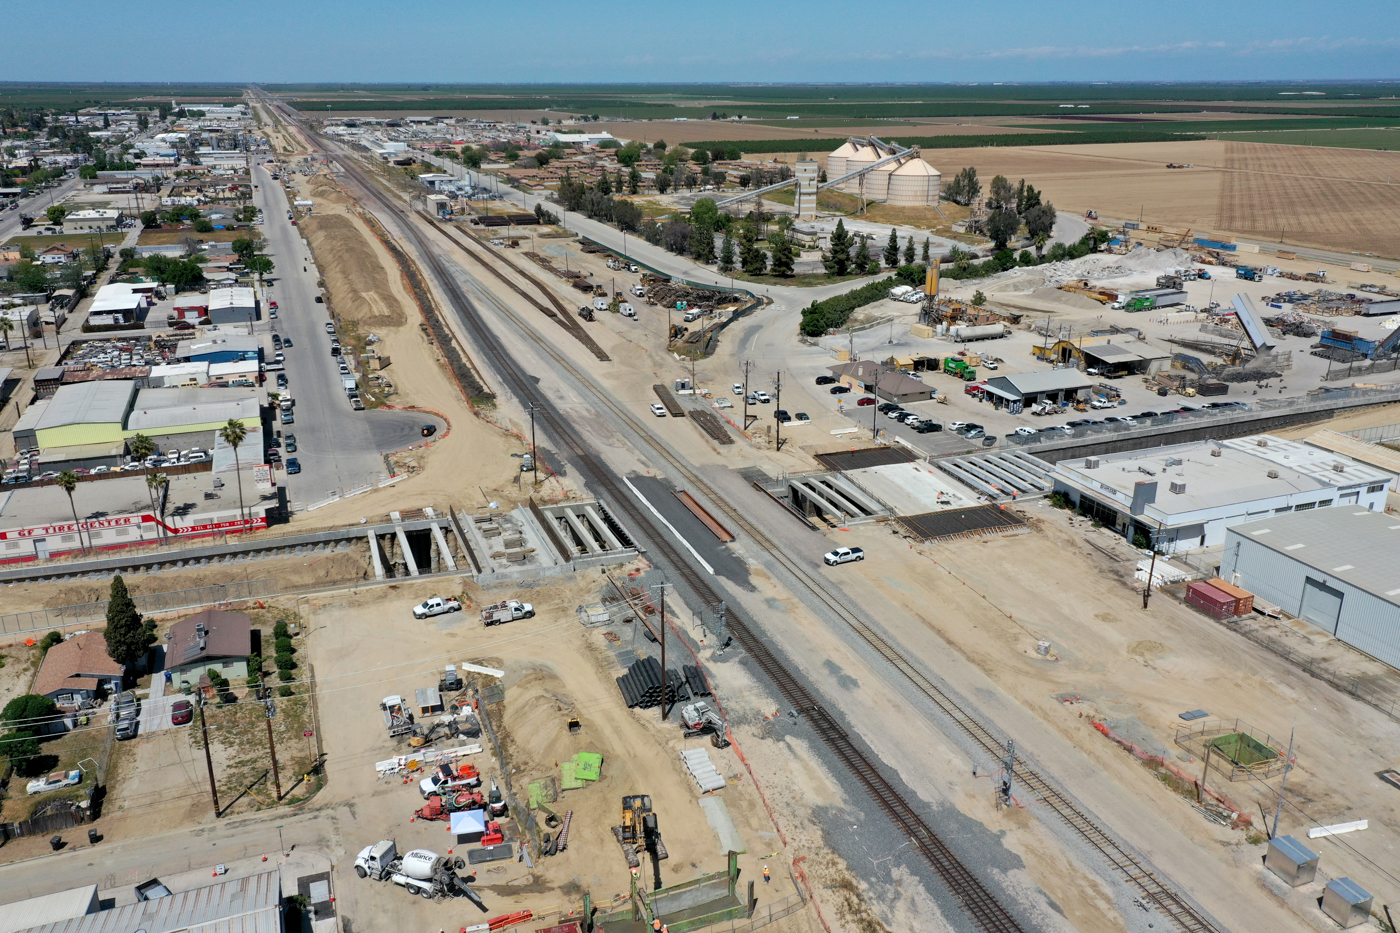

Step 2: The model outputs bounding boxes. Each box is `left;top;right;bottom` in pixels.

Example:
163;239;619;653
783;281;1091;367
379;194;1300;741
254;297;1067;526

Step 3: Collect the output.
942;166;1059;250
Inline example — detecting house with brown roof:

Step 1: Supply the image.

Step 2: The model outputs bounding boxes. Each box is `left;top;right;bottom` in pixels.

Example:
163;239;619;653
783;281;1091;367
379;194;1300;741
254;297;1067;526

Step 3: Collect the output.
32;631;125;711
166;608;251;686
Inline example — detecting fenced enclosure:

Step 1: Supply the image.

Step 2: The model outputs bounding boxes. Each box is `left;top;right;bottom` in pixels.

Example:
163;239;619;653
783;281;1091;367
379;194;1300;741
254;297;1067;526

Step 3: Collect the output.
1175;719;1289;781
0;579;280;637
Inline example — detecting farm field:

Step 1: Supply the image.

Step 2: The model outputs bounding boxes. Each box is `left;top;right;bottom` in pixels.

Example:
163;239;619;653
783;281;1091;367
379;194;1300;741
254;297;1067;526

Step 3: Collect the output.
1220;127;1400;149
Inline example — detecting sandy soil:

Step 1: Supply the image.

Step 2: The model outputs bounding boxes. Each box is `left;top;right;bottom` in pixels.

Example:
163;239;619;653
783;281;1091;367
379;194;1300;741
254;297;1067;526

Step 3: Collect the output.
826;508;1400;930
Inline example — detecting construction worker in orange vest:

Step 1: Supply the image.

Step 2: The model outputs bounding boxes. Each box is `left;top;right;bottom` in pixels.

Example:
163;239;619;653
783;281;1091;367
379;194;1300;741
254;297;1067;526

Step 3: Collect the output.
763;865;771;884
652;919;662;932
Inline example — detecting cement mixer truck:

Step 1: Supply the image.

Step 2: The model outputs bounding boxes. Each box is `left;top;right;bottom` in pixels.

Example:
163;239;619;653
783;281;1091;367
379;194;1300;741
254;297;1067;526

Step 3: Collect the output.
354;839;487;909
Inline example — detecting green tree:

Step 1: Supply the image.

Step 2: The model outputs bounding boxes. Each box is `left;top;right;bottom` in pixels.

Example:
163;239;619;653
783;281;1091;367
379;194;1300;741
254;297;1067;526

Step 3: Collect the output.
128;432;157;516
904;236;916;265
139;209;159;227
739;223;767;275
193;218;214;233
1024;203;1057;242
146;473;168;540
824;218;851;276
616;143;643;167
883;228;900;268
39;631;63;654
690;197;720;229
219;419;248;527
971;290;986;307
246;254;274;284
768;232;795;278
717;232;735;274
103;574;156;668
2;694;59;727
0;316;13;351
230;237;257;262
922;238;931;263
596;170;611;195
854;234;873;274
654;172;671;195
460;147;483;169
0;730;42;777
45;204;68;225
56;471;87;554
689;219;716;263
988;175;1016;213
1033;230;1051;257
986;208;1021;250
627;167;640;195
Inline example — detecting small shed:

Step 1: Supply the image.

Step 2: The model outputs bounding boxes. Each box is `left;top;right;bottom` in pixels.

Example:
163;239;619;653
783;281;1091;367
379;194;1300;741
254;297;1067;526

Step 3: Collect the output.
1321;878;1372;928
1264;835;1318;887
414;686;443;717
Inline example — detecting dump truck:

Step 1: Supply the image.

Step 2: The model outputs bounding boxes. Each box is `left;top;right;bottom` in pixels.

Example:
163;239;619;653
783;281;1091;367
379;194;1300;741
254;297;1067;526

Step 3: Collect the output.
381;696;413;737
943;358;978;381
1112;295;1156;312
412;596;461;619
481;599;533;626
1236;266;1262;282
353;839;486;908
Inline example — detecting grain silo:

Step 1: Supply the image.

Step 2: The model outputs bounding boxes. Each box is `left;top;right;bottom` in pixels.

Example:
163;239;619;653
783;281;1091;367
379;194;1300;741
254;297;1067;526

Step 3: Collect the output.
887;157;942;207
827;139;860;180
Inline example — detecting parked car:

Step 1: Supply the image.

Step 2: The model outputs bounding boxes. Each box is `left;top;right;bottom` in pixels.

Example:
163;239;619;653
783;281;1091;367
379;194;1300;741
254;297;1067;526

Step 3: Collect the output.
885;408;906;420
949;421;969;432
285;434;298;453
281;411;294;424
828;385;851;395
325;322;336;334
732;383;744;395
823;547;865;566
26;770;81;795
964;427;986;438
171;699;193;726
856;397;876;407
1014;426;1037;436
815;375;836;386
1090;397;1116;410
775;410;792;423
650;403;667;417
914;422;942;433
285;458;301;474
754;391;772;403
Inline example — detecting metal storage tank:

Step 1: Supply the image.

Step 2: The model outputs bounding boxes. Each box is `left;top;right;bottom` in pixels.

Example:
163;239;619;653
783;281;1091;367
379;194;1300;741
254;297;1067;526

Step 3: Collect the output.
838;140;879;195
887;157;942;207
861;162;893;200
826;139;860;181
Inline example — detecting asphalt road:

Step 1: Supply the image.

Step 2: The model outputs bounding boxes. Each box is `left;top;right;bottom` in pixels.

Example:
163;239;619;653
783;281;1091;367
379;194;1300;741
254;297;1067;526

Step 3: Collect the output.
0;176;82;244
250;163;442;506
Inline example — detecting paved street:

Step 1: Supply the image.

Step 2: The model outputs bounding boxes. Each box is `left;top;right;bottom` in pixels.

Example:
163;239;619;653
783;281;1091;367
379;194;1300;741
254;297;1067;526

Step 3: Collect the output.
250;163;441;507
0;176;81;244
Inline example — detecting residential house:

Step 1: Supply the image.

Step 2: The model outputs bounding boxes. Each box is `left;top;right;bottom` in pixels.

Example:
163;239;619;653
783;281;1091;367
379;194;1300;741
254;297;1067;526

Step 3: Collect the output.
166;608;252;686
32;631;125;711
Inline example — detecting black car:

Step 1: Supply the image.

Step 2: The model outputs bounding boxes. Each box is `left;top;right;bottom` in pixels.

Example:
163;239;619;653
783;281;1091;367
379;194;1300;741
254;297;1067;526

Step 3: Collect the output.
775;409;792;423
421;424;437;437
330;345;341;356
914;422;943;433
1137;412;1159;418
829;385;850;395
276;374;288;388
815;375;836;386
282;337;293;347
877;403;900;413
267;436;281;448
314;296;324;303
265;450;282;463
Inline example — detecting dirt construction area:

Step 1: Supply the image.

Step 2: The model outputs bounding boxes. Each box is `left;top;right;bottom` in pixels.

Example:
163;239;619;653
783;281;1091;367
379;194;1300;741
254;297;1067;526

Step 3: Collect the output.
306;572;814;932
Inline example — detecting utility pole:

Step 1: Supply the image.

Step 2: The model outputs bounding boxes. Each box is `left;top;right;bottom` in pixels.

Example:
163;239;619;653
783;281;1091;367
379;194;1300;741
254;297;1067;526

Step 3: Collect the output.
871;368;883;440
773;371;784;451
998;739;1015;809
653;583;673;721
526;404;540;485
264;695;282;800
198;697;221;817
1271;726;1296;839
1142;520;1163;610
742;359;754;430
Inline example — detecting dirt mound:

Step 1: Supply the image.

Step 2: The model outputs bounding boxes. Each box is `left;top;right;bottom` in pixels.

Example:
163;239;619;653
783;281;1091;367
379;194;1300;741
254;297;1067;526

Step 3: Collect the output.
307;175;348;204
502;665;578;773
301;214;408;328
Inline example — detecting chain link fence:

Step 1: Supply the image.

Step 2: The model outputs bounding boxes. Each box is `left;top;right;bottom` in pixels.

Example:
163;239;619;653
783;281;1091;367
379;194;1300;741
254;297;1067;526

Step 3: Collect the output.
1325;357;1400;381
0;579;280;637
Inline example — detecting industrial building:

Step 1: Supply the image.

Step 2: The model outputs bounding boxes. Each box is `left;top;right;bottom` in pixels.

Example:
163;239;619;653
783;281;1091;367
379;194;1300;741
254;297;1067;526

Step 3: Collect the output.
1221;435;1395;504
174;333;260;363
982;370;1092;410
826;137;941;206
87;283;149;325
1053;438;1391;552
828;360;933;403
1220;508;1400;671
4;869;281;933
126;387;260;451
205;286;258;325
12;381;138;451
60;208;123;234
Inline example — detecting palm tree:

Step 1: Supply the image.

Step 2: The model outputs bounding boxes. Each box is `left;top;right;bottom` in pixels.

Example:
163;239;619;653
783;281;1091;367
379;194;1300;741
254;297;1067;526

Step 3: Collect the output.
218;418;248;530
146;472;169;542
56;470;88;555
1033;230;1051;258
0;316;12;351
128;431;155;502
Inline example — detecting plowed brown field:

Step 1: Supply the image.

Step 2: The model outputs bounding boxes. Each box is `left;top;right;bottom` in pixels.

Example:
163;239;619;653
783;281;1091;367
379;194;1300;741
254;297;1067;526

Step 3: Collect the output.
1218;142;1400;258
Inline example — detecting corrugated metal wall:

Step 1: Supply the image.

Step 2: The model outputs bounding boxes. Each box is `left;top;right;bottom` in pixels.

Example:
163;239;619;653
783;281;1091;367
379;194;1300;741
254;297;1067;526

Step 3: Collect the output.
1221;533;1400;671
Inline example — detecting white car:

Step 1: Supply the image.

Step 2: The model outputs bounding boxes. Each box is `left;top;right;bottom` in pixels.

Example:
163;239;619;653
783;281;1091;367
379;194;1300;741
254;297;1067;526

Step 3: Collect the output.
1014;426;1037;436
1090;397;1116;410
754;391;772;404
823;547;865;566
949;421;968;432
982;360;999;370
27;770;81;795
732;383;744;395
650;403;668;417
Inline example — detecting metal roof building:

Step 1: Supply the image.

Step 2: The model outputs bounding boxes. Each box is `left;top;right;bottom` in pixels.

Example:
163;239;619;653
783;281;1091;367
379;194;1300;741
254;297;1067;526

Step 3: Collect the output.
12;869;281;933
206;287;258;325
0;886;100;933
1220;508;1400;670
28;381;138;449
983;370;1092;407
126;387;259;436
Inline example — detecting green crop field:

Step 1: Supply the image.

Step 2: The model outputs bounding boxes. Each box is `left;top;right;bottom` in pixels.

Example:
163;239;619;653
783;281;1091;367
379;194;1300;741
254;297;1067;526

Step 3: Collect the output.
0;82;244;110
1216;127;1400;150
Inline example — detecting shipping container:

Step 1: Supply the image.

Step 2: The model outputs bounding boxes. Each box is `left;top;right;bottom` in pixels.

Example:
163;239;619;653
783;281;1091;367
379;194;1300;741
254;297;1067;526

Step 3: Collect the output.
1206;578;1255;617
1186;581;1237;619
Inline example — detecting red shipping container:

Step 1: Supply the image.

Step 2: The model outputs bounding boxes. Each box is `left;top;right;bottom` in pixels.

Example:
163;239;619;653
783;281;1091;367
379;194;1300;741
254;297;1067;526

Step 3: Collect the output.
1207;577;1255;617
1186;581;1237;619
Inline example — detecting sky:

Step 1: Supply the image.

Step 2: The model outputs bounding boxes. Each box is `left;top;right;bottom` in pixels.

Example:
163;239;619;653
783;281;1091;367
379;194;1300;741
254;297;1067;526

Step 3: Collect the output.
7;0;1400;84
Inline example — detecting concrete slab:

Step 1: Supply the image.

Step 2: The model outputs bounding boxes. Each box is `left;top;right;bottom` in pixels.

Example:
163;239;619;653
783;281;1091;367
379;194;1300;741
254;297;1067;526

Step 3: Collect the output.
846;461;977;515
698;795;746;855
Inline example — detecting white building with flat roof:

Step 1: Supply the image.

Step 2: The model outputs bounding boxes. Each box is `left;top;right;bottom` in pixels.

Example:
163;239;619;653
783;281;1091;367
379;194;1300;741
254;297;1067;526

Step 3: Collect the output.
61;209;123;234
1052;438;1391;553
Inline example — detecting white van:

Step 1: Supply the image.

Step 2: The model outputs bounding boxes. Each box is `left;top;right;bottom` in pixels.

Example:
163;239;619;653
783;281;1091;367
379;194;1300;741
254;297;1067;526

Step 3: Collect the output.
593;298;608;312
619;303;636;318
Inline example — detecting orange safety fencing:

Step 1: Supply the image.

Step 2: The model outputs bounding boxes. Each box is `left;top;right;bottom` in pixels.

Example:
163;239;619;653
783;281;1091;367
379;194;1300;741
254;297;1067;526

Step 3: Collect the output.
1090;721;1253;828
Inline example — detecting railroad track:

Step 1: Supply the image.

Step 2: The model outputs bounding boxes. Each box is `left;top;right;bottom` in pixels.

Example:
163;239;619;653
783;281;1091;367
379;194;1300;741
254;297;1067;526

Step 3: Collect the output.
269;98;1220;933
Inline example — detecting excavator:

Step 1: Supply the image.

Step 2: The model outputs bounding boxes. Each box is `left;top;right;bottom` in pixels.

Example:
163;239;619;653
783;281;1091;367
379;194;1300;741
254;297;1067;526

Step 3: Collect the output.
614;795;668;870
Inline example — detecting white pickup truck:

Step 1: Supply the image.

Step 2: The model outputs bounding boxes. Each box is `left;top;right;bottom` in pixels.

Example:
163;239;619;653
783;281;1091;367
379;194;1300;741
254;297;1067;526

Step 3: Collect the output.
480;599;534;626
412;596;462;619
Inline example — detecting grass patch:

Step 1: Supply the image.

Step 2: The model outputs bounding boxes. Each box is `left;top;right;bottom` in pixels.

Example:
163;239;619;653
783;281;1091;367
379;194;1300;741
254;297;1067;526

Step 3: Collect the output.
759;186;871;215
137;229;242;247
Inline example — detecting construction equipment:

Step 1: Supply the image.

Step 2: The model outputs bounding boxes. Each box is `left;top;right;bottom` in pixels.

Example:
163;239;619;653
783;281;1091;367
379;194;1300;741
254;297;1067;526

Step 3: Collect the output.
408;714;463;748
439;665;463;694
613;795;668;869
1236;266;1263;282
381;696;413;738
480;599;534;626
943;358;978;381
419;762;482;799
1059;279;1119;304
487;779;508;818
681;700;730;747
353;839;486;909
414;789;487;821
